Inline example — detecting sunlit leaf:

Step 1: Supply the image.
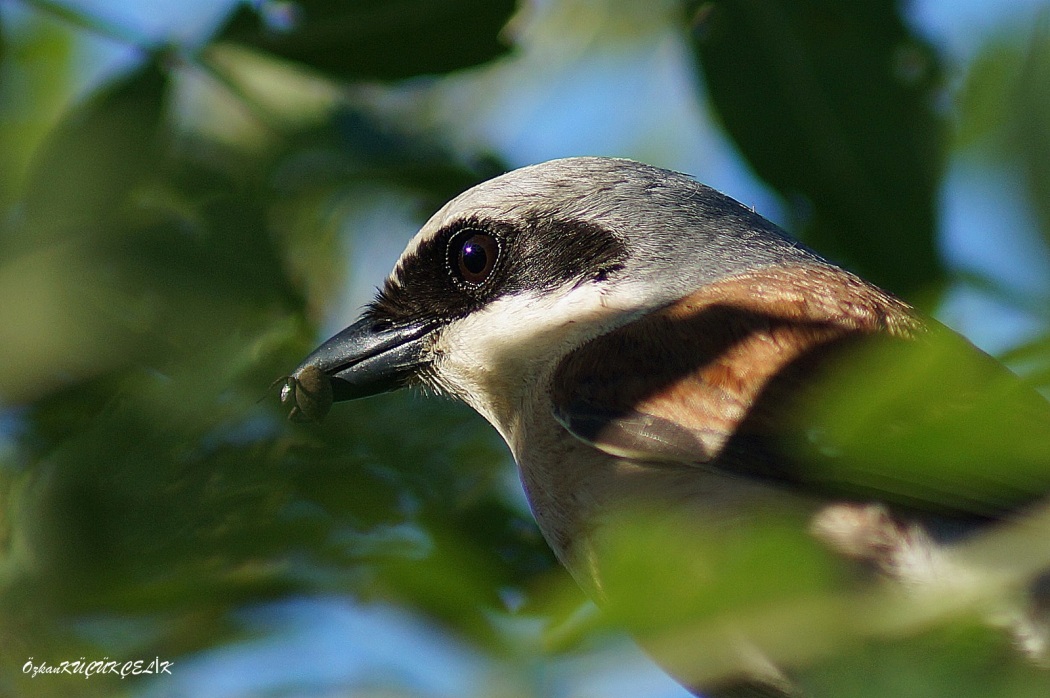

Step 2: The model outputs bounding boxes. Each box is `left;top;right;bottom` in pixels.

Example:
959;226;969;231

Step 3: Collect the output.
597;509;840;630
590;507;849;690
0;15;75;217
781;326;1050;517
802;622;1050;698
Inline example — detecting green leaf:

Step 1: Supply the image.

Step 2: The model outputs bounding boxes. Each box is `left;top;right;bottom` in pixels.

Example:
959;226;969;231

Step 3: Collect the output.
1013;28;1050;249
955;37;1026;151
218;0;517;81
783;325;1050;517
597;509;841;634
803;623;1050;698
954;30;1050;259
17;58;169;244
0;14;76;218
687;0;947;296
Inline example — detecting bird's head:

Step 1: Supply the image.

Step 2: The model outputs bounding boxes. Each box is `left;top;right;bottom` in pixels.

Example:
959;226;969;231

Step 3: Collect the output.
281;157;820;433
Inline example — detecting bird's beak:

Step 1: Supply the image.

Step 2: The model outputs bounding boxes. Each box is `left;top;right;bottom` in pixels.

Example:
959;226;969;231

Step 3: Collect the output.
280;316;436;422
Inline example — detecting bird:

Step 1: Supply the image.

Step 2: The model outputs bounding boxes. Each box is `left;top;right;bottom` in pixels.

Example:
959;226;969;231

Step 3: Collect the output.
280;156;1050;697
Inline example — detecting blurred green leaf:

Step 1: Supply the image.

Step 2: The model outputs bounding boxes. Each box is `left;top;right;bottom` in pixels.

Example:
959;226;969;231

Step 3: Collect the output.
1000;332;1050;389
591;507;852;691
802;622;1050;698
687;0;946;296
218;0;517;81
955;37;1026;151
781;326;1050;517
15;58;168;246
0;241;133;402
270;106;505;208
953;27;1050;300
955;27;1050;252
0;14;75;216
1014;25;1050;249
597;509;840;633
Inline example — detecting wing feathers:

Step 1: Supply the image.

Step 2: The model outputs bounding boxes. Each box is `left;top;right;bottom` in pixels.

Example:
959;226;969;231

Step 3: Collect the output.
550;265;1050;518
551;264;916;466
552;402;719;462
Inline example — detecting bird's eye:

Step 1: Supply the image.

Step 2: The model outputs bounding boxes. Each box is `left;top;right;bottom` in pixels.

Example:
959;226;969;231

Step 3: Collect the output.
450;230;499;286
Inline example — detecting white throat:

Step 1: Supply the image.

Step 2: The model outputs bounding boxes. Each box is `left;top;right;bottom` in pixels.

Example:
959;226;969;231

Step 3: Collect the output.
424;280;638;449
